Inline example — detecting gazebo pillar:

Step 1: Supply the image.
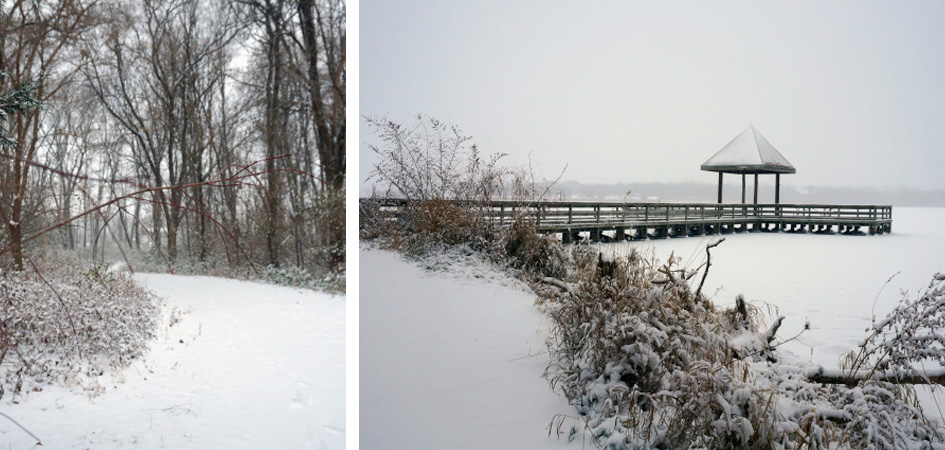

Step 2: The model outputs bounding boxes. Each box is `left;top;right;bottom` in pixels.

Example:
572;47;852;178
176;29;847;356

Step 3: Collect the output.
753;173;759;204
775;173;781;204
741;174;746;204
717;172;723;203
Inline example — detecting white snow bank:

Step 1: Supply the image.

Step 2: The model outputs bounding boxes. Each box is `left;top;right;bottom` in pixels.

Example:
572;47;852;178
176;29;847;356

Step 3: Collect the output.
360;248;574;450
0;274;345;449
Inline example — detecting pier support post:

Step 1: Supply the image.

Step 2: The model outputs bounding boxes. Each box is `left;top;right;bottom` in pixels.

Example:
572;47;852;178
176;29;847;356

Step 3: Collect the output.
775;174;781;204
562;230;572;244
616;227;626;241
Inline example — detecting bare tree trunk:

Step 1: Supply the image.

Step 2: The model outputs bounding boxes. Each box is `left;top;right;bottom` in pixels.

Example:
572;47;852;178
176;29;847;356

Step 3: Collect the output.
132;202;140;250
166;220;178;263
64;194;75;250
151;194;162;255
262;0;287;268
298;0;345;269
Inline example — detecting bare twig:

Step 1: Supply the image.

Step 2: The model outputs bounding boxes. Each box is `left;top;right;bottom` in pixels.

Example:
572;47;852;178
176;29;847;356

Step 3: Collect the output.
695;238;724;298
0;411;41;445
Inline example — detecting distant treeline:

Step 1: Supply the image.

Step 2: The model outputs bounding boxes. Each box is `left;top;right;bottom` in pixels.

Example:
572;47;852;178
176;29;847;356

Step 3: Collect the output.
549;181;945;207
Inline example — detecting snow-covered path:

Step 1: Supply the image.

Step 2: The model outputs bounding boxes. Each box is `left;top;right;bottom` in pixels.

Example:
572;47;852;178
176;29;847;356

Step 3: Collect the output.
360;248;574;450
1;274;345;449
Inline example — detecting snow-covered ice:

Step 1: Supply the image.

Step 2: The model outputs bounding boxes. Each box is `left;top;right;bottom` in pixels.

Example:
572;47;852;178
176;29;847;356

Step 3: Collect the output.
0;274;345;449
360;248;574;450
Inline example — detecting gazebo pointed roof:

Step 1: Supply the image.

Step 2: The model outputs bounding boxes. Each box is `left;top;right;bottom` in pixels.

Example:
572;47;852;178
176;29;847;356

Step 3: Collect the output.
701;126;796;174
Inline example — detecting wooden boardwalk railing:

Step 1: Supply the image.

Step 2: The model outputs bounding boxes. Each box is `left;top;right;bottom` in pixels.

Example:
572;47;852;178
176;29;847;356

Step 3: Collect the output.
362;198;893;242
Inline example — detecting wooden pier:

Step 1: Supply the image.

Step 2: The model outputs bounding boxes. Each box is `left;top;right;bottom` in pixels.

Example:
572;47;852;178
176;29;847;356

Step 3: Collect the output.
365;199;893;243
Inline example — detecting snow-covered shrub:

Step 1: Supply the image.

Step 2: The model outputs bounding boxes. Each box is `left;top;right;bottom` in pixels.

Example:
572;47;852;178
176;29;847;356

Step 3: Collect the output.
500;217;569;280
262;263;344;293
843;273;945;381
0;260;159;398
360;198;501;260
832;381;938;448
403;199;496;253
364;114;507;204
126;246;344;293
264;264;317;287
543;251;945;449
544;253;776;448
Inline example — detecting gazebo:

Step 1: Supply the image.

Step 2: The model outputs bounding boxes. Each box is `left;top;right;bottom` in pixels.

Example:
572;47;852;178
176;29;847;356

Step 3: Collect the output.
701;125;795;204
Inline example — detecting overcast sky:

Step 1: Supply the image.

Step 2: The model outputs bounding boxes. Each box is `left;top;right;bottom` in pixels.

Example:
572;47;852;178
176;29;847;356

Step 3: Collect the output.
359;1;945;192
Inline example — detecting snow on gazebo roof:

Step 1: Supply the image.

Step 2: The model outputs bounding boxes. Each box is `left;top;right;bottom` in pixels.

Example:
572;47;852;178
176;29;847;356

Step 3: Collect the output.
700;125;796;174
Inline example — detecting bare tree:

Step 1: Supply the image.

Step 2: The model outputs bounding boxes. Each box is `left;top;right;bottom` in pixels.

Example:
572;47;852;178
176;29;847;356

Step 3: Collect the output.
297;0;344;191
0;0;103;270
0;0;345;280
83;0;241;262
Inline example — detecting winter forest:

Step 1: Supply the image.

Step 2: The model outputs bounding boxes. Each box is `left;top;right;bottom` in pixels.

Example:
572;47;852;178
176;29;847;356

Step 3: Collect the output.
0;0;345;279
0;0;345;446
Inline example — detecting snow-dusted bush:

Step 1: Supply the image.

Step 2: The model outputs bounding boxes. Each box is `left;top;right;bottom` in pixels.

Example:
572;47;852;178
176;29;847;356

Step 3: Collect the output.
361;198;501;261
261;263;343;293
843;273;945;381
0;261;159;398
542;251;945;449
500;217;569;280
403;200;497;254
126;247;344;293
364;114;507;204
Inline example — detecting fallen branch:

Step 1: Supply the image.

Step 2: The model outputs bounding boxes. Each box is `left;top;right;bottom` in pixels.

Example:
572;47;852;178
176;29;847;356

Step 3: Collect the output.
805;366;945;386
542;277;574;297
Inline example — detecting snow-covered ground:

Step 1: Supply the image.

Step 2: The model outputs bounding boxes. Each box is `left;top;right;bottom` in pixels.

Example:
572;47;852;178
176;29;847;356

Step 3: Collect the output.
0;274;345;449
360;248;574;450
